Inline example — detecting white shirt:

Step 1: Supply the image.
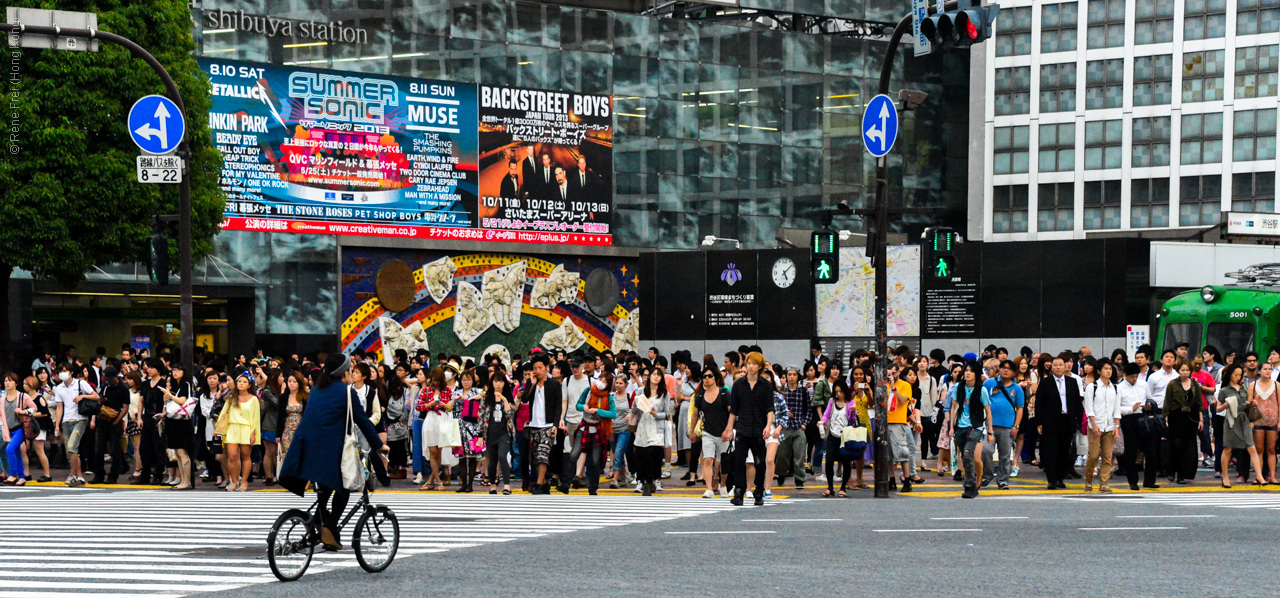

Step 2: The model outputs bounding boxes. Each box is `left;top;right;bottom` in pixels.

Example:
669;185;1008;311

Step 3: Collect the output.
1054;375;1068;413
53;379;92;423
564;374;591;425
1118;379;1150;416
530;383;548;429
1084;380;1122;432
1147;367;1179;408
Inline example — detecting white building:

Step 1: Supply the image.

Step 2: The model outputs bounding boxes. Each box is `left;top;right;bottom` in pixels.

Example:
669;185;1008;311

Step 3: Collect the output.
970;0;1278;242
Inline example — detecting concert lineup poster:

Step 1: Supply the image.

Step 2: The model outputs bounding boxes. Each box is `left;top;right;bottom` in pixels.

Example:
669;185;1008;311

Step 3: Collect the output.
199;57;493;242
477;86;614;246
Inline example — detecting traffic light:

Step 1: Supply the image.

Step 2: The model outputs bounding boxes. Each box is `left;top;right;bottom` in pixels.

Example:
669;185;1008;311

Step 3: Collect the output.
149;231;169;286
925;226;958;279
811;228;839;284
922;3;1000;49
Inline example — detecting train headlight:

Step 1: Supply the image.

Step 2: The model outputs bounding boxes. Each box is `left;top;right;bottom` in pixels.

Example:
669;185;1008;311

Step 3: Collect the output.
1201;286;1218;303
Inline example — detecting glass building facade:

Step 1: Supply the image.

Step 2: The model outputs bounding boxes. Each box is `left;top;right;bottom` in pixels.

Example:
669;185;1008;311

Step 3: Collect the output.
32;0;972;346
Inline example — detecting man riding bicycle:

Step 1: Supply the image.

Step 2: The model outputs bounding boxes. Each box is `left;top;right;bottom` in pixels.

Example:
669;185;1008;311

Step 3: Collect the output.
279;353;390;551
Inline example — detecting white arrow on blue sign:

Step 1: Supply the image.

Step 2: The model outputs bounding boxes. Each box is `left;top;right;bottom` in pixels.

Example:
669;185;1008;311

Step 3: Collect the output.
862;94;898;158
128;95;185;155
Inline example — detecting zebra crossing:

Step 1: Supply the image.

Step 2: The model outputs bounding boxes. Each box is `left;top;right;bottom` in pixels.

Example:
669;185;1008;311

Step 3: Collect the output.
1006;491;1280;511
0;489;768;597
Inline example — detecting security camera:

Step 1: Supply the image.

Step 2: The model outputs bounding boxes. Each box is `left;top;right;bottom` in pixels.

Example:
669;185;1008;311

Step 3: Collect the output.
701;235;716;247
898;89;928;110
837;199;850;212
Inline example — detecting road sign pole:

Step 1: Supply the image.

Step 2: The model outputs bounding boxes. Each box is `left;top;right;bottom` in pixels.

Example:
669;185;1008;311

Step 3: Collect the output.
1;20;196;482
868;0;963;498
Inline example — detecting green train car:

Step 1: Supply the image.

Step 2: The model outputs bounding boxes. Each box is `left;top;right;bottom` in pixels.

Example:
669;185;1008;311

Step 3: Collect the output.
1155;264;1280;356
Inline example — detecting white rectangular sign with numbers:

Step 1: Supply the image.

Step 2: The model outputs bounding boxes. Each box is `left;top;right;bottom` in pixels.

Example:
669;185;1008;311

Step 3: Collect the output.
136;155;183;184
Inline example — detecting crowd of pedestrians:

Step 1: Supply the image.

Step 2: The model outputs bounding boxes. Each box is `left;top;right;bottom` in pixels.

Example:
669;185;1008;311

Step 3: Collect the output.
5;339;1278;501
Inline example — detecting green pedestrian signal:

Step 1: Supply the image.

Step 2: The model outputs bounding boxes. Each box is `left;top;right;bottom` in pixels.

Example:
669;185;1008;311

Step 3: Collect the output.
933;255;956;279
811;227;839;285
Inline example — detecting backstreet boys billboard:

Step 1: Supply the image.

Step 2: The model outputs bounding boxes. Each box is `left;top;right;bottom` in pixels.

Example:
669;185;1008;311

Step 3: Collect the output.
478;86;613;246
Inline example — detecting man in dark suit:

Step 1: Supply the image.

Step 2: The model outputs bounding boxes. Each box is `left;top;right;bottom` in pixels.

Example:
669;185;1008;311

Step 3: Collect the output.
552;166;569;202
499;160;521;199
520;145;539;198
1033;352;1084;489
567;155;593;202
536;153;555;199
519;353;562;495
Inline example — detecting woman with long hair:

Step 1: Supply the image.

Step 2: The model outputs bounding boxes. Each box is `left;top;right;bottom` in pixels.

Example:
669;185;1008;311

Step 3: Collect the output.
23;376;53;482
1215;363;1265;487
164;365;196;490
577;370;616;496
416;367;454;491
819;381;855;498
481;368;516;495
1;374;37;486
277;371;309;473
198;370;225;487
609;373;634;490
633;368;669;496
454;368;483;493
848;365;873;489
950;361;993;499
217;372;261;492
1248;361;1279;483
1012;356;1034;476
379;365;410;480
937;362;964;479
125;370;147;481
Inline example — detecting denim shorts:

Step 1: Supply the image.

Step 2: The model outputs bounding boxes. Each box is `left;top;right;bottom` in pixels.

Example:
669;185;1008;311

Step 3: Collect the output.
61;419;87;454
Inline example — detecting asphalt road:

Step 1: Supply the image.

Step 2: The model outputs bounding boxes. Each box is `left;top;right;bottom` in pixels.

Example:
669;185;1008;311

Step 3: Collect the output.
6;486;1276;598
202;492;1275;598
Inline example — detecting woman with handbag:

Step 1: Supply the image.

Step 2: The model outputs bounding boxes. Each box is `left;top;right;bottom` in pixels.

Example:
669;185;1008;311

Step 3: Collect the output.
23;376;53;483
379;365;409;480
609;373;634;490
163;365;197;490
1;373;37;486
415;367;454;491
818;381;855;497
1248;361;1279;483
689;366;730;498
848;365;874;489
278;371;310;478
1162;360;1203;484
218;372;262;492
633;368;669;496
1215;364;1265;487
481;369;516;495
278;353;388;551
454;368;484;493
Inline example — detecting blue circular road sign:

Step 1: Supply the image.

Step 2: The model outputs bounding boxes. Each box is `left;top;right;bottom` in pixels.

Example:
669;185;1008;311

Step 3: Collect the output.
128;95;185;155
861;94;898;158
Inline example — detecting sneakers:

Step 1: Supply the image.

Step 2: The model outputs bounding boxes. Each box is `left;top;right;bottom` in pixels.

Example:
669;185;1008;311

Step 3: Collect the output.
763;490;773;499
753;494;764;506
980;477;993;489
719;487;731;498
702;489;715;499
634;482;643;493
64;475;76;486
1074;456;1085;467
961;486;978;499
998;482;1009;490
816;474;828;482
655;481;663;492
952;471;963;482
661;469;672;479
608;480;619;489
413;473;423;485
1010;466;1020;478
730;494;744;506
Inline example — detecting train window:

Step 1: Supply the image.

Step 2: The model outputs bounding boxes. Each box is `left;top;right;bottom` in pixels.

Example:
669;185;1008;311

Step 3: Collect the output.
1207;322;1255;355
1162;322;1202;353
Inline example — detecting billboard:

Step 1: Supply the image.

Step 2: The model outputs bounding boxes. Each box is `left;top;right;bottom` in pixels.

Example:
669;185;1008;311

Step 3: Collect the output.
198;59;613;246
478;86;613;246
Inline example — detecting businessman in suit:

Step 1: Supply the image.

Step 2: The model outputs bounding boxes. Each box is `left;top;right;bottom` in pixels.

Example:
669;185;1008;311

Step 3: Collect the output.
520;146;539;198
551;166;569;202
567;155;593;202
499;160;522;199
536;153;555;199
1033;353;1084;489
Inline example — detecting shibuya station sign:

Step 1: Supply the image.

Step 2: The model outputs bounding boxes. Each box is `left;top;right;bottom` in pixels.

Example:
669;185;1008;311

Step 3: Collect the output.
203;9;369;44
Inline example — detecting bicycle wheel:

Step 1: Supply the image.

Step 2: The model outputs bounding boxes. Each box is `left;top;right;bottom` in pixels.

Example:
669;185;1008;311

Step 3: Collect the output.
352;506;399;573
267;509;315;582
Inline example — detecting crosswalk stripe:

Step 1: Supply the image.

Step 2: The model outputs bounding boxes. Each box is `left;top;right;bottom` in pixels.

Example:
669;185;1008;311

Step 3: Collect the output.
1002;491;1280;511
0;489;763;597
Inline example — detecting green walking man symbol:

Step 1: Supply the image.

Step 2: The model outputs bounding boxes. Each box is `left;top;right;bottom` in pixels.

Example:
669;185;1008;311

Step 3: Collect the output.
935;258;950;277
816;260;832;280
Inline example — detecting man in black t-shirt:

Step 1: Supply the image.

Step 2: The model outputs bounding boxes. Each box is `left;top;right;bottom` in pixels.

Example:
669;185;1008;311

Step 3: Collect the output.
726;353;775;506
90;367;130;484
